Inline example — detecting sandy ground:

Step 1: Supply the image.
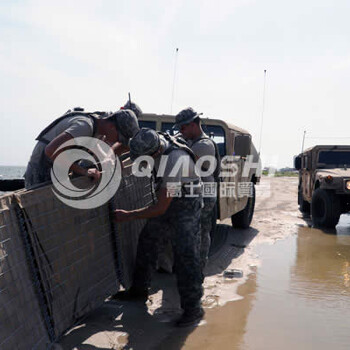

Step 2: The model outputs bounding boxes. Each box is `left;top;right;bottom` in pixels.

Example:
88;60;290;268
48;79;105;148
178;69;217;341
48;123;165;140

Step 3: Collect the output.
58;176;303;350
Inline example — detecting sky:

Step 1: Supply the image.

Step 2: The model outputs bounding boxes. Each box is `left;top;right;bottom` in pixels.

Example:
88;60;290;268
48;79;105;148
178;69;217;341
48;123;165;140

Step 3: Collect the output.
1;0;350;168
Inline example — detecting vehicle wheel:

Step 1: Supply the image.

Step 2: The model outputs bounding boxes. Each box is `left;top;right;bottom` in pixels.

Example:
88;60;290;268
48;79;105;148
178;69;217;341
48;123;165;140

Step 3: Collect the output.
210;202;218;242
231;183;256;229
298;189;310;213
311;188;341;228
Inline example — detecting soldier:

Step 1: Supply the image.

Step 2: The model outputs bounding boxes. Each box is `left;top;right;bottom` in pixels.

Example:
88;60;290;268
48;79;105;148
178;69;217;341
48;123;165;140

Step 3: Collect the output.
24;108;139;189
113;128;204;327
175;107;221;269
121;100;143;119
109;100;143;157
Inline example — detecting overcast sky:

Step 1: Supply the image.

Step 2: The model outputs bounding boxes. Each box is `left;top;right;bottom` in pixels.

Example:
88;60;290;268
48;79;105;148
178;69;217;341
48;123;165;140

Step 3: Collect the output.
1;0;350;167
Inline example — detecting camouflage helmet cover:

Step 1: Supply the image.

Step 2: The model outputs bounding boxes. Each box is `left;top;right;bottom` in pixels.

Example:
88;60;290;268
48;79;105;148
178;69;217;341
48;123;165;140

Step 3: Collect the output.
129;128;163;160
174;107;202;128
123;100;143;118
108;109;140;146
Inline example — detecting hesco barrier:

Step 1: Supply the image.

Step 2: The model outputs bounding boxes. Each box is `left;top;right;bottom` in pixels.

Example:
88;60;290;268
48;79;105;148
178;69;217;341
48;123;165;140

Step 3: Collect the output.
0;169;153;349
0;194;50;349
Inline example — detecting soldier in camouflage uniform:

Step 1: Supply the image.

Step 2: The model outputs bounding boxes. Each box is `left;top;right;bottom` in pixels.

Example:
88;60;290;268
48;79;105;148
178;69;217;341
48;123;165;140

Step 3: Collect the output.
113;128;204;327
175;107;220;269
24;108;139;189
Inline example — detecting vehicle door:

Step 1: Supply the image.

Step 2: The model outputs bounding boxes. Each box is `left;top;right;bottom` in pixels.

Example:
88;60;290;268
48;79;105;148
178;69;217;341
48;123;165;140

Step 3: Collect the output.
217;130;247;220
302;153;312;201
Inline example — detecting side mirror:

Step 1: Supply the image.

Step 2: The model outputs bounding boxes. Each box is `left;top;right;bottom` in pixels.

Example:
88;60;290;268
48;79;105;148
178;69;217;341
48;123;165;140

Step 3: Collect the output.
294;156;301;170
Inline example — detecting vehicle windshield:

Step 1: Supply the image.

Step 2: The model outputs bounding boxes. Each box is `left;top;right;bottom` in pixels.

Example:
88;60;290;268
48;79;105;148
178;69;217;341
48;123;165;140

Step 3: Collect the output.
317;151;350;168
139;120;157;130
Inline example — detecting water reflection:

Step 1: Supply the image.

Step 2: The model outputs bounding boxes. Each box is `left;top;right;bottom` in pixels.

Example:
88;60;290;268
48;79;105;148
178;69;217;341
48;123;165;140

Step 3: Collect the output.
238;226;350;350
291;225;350;299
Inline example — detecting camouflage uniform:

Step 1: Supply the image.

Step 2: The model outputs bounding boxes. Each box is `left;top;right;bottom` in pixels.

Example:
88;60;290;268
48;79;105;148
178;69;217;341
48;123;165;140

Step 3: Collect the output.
24;109;139;189
24;143;53;189
133;195;203;311
129;128;203;312
199;197;216;268
175;108;219;269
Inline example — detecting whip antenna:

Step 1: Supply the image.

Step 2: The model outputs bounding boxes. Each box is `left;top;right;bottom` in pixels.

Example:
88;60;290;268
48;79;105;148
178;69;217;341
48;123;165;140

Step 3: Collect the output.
258;69;267;156
301;130;306;153
170;48;179;114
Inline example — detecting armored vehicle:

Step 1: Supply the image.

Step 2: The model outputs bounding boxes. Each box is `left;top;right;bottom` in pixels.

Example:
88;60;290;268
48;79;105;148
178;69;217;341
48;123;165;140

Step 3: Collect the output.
139;113;261;229
294;145;350;227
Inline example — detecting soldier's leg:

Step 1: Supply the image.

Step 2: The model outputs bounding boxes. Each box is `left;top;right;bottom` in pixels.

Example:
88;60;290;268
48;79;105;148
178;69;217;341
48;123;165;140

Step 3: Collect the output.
200;197;217;268
132;216;171;290
171;197;203;312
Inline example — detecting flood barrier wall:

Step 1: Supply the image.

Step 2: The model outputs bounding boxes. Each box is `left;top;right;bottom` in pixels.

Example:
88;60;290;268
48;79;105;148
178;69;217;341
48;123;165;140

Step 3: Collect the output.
0;170;153;349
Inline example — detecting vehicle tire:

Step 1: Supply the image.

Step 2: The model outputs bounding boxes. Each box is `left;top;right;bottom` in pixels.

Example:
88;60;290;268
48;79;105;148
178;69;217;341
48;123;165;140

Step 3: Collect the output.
298;189;310;213
231;183;256;229
311;188;341;228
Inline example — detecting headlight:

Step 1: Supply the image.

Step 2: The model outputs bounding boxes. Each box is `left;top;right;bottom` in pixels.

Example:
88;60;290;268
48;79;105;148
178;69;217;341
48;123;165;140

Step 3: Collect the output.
346;180;350;191
325;175;333;184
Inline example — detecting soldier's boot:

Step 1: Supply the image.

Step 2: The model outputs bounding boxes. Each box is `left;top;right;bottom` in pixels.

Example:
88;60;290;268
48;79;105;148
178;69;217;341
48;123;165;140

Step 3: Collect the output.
111;286;148;301
176;307;204;327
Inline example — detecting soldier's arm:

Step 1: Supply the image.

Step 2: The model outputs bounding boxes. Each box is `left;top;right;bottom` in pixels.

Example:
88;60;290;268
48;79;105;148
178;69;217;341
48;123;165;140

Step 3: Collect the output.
45;132;74;160
114;187;172;222
111;142;129;156
45;132;100;180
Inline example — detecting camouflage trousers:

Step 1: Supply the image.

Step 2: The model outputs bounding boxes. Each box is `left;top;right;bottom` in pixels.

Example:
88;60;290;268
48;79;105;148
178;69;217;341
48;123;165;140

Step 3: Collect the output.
133;196;203;312
24;143;52;189
200;197;217;269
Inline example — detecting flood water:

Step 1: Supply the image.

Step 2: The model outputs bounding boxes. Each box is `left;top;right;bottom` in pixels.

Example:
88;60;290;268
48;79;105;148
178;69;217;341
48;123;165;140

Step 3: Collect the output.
184;216;350;350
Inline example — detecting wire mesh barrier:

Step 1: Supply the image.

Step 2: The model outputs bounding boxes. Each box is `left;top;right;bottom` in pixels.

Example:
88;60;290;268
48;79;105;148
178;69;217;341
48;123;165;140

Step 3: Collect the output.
0;194;50;349
111;165;154;288
0;169;153;349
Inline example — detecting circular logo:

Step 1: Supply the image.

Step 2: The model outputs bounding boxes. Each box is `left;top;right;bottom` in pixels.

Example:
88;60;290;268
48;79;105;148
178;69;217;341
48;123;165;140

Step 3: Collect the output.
50;137;121;209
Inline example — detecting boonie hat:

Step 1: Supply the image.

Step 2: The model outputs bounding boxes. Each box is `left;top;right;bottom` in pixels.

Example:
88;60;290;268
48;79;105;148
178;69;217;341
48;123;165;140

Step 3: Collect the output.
174;107;203;128
108;109;140;146
129;128;163;160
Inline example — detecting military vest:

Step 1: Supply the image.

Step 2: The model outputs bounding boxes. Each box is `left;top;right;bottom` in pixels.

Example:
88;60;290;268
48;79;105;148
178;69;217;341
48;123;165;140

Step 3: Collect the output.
35;108;105;144
191;134;221;182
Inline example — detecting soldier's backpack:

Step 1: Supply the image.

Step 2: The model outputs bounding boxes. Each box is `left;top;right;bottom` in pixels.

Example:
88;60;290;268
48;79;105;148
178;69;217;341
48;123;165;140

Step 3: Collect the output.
159;132;197;163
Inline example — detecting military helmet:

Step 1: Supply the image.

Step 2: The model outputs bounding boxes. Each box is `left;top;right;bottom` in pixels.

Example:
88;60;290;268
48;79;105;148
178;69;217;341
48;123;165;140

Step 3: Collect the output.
123;101;143;119
107;109;140;146
129;128;163;160
174;107;202;128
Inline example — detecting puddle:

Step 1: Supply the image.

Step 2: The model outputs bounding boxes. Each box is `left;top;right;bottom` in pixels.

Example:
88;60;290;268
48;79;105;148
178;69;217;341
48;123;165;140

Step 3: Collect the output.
184;226;350;350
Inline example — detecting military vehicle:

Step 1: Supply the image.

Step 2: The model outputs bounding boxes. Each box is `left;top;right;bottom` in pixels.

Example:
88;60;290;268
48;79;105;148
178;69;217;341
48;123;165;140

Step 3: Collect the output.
294;145;350;227
1;112;261;229
139;113;261;230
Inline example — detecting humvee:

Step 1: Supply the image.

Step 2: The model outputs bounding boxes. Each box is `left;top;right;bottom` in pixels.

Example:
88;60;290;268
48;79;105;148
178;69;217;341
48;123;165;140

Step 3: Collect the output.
294;145;350;227
139;113;261;229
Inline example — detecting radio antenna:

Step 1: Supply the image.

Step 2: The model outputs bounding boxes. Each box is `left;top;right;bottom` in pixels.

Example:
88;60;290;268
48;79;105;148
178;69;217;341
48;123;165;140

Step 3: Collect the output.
258;69;267;156
301;130;306;153
170;48;179;114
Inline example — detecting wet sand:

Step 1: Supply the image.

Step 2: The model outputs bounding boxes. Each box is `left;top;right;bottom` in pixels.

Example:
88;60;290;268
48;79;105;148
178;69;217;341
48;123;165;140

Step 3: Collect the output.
58;177;350;349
